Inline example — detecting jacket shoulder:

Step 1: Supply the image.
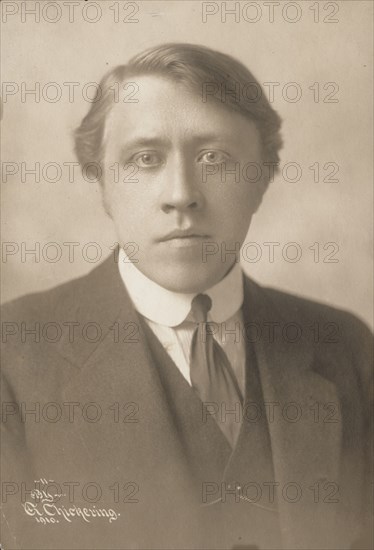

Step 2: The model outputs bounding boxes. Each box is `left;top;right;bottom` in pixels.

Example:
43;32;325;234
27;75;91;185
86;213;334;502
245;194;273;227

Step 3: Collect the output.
254;279;372;339
1;255;120;321
1;270;92;321
249;279;373;403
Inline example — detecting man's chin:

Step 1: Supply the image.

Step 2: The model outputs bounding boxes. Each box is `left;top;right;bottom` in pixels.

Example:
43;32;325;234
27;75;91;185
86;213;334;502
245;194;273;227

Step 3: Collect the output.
140;263;232;294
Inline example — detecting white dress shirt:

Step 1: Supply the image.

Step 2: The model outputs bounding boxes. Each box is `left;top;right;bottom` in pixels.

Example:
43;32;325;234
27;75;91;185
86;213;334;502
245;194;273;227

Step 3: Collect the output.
118;249;246;397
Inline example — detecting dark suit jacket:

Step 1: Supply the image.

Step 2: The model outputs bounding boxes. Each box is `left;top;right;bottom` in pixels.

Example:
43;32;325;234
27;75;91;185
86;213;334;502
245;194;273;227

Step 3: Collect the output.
1;254;372;549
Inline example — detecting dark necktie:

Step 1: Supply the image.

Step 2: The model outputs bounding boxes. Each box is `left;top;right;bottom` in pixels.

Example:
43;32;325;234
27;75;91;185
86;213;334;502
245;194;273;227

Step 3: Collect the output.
189;294;243;446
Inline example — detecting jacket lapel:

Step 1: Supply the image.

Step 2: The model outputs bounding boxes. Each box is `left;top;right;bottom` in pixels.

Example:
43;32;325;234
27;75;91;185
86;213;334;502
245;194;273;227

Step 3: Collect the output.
55;255;196;501
243;277;342;548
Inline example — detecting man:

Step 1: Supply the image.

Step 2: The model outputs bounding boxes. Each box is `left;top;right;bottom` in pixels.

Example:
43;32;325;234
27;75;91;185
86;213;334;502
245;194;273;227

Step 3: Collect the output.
1;43;372;550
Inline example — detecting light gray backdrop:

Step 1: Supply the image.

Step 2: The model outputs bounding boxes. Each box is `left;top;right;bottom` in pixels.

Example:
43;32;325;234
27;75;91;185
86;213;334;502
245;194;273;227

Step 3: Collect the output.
1;0;373;328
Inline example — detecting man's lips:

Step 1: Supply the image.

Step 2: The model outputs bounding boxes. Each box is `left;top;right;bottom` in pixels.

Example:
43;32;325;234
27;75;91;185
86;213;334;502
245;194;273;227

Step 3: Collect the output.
156;230;212;249
157;229;211;242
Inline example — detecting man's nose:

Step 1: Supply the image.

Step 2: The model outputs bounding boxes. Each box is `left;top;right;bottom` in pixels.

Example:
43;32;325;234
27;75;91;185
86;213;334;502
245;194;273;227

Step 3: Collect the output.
160;159;204;214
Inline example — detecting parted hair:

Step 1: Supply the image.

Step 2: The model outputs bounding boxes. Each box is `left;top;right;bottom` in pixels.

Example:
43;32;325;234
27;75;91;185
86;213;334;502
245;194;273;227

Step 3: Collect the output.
74;43;283;190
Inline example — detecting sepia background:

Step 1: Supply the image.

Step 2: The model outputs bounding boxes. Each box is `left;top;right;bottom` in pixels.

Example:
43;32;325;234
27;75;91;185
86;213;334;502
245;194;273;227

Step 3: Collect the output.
1;0;373;328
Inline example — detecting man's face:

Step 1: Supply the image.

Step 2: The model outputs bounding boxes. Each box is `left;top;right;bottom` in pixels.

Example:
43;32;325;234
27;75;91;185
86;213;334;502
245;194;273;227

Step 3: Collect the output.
103;75;263;293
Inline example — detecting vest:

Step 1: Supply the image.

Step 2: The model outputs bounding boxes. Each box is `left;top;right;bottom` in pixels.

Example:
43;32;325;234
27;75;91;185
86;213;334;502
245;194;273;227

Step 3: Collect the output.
139;311;283;550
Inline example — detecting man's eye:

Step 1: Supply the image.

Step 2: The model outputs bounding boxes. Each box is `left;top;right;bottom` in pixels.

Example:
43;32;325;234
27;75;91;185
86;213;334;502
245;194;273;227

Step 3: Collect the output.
132;152;163;168
197;150;228;165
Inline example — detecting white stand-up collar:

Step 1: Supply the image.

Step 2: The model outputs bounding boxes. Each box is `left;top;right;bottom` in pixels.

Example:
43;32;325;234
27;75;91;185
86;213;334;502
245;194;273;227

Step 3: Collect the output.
118;248;244;327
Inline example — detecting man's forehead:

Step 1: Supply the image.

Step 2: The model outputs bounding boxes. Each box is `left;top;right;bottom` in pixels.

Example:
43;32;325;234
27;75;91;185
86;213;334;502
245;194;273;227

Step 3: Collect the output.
113;73;198;103
105;74;260;150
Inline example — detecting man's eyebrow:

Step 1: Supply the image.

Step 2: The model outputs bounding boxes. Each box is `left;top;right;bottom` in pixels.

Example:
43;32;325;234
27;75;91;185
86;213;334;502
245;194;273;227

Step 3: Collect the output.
118;133;234;153
188;133;230;145
119;137;171;150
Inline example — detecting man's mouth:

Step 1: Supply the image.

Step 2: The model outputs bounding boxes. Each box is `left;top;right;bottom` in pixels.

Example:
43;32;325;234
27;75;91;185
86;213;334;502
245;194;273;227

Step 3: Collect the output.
157;229;211;248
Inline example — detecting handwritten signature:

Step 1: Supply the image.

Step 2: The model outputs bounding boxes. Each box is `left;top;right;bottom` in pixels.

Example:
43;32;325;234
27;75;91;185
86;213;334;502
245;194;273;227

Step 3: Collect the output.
22;479;120;525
